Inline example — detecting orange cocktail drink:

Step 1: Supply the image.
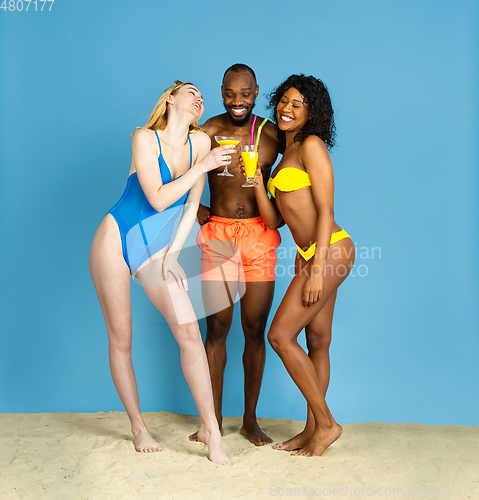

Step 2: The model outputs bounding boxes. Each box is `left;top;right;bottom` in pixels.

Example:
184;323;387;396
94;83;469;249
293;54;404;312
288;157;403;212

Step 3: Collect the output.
242;145;259;187
214;136;239;177
217;139;239;147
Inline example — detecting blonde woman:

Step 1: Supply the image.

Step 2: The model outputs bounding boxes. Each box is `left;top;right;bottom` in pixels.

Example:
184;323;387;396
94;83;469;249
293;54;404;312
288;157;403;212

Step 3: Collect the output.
89;81;233;465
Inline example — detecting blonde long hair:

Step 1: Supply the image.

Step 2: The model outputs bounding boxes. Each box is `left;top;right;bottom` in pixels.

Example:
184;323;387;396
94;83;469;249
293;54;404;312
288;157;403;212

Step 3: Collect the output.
132;80;202;136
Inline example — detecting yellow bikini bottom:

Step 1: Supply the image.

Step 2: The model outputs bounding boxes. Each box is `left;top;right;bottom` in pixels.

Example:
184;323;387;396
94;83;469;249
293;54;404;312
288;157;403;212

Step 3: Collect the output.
297;229;351;261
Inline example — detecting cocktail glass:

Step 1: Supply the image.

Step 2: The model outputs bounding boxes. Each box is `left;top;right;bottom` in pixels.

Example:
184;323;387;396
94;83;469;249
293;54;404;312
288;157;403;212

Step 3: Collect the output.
241;145;259;187
214;136;239;177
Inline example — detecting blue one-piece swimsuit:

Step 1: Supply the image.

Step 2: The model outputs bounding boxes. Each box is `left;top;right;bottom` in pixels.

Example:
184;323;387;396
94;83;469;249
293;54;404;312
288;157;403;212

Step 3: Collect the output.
108;131;192;274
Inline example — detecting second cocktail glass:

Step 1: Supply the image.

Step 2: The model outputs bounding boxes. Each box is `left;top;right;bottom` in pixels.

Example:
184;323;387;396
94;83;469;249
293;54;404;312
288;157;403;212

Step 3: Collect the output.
214;136;239;177
241;145;259;187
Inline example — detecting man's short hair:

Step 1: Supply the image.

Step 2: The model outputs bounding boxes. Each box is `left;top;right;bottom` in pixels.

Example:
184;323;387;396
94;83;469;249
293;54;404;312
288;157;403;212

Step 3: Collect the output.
223;64;257;84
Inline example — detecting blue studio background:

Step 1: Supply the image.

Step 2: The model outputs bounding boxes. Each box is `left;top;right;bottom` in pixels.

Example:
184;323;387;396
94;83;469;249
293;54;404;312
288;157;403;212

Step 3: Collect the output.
0;0;477;425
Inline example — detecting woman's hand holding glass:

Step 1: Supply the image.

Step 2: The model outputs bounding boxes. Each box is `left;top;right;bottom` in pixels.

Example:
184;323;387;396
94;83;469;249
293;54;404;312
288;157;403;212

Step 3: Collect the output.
239;155;263;185
200;145;235;173
214;136;240;176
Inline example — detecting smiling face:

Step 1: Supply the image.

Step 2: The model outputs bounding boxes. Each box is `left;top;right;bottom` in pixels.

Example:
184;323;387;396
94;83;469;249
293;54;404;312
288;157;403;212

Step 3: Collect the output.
169;84;204;121
221;70;258;127
276;87;309;133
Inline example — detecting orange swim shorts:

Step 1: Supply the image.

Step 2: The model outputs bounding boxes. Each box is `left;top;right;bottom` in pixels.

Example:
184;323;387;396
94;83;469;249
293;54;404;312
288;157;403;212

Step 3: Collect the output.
196;216;281;282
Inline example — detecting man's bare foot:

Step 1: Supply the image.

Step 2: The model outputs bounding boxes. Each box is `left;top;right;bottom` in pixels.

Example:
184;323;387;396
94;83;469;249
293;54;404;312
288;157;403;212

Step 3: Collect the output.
196;424;232;466
272;428;313;451
240;420;273;446
292;423;342;457
132;427;162;453
189;426;224;443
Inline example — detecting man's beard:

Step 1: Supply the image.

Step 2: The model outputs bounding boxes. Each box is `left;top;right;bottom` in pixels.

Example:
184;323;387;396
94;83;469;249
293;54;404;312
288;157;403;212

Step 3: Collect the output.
224;102;256;127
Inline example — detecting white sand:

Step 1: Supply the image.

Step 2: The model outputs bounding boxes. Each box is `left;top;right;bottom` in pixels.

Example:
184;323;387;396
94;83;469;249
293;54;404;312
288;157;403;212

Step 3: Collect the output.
0;411;478;499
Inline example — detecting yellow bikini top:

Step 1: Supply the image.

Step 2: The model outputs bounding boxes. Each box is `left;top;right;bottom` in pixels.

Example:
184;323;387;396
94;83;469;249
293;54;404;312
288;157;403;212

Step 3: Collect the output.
267;167;312;198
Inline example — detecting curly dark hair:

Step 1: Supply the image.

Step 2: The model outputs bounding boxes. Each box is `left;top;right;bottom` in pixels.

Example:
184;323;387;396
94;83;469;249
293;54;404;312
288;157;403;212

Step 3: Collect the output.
267;74;336;153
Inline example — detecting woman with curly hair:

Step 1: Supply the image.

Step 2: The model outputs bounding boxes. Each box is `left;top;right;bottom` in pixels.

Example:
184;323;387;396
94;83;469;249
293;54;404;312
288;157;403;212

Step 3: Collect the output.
248;74;355;456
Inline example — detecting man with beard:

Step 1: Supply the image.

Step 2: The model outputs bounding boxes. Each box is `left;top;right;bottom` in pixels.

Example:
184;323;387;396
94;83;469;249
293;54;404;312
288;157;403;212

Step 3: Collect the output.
191;64;280;446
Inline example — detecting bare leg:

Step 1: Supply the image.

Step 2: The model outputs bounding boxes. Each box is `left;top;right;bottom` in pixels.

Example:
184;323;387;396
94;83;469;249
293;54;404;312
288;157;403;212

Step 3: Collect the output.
272;291;336;451
269;238;355;456
189;280;238;442
89;216;161;453
137;264;231;465
239;281;275;446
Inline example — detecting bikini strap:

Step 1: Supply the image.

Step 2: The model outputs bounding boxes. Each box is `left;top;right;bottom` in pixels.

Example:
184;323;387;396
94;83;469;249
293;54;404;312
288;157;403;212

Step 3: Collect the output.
188;134;192;168
154;130;162;155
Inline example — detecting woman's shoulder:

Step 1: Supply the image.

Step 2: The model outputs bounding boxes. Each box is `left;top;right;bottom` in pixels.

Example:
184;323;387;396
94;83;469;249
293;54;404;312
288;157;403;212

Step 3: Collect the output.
189;129;209;140
131;127;157;149
302;134;327;150
189;130;211;148
132;127;156;137
300;135;331;172
301;135;329;159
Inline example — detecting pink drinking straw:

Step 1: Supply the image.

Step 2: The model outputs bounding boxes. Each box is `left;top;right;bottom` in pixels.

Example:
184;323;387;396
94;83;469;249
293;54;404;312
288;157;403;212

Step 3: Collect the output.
250;115;257;146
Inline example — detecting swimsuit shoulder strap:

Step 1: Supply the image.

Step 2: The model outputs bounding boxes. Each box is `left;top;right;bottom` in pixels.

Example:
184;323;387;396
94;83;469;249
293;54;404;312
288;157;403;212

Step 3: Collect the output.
155;130;172;184
154;130;162;155
188;134;192;168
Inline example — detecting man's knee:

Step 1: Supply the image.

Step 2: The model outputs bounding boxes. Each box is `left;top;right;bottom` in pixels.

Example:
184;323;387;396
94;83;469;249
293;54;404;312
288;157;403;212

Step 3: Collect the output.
243;317;267;344
206;312;233;342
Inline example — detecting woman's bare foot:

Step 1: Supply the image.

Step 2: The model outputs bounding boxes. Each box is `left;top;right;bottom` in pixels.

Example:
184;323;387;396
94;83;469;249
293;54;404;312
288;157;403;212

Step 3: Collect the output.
196;424;232;466
240;419;272;446
272;427;314;451
292;423;342;457
189;426;224;443
132;426;162;453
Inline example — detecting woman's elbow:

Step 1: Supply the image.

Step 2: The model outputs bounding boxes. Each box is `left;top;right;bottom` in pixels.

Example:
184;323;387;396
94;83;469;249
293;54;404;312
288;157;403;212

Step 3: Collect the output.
266;217;281;230
149;198;167;212
147;187;168;212
318;205;334;218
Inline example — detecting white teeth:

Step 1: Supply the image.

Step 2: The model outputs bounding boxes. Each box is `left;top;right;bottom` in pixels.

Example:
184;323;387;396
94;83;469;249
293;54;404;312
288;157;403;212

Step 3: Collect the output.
281;115;293;122
232;108;245;115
